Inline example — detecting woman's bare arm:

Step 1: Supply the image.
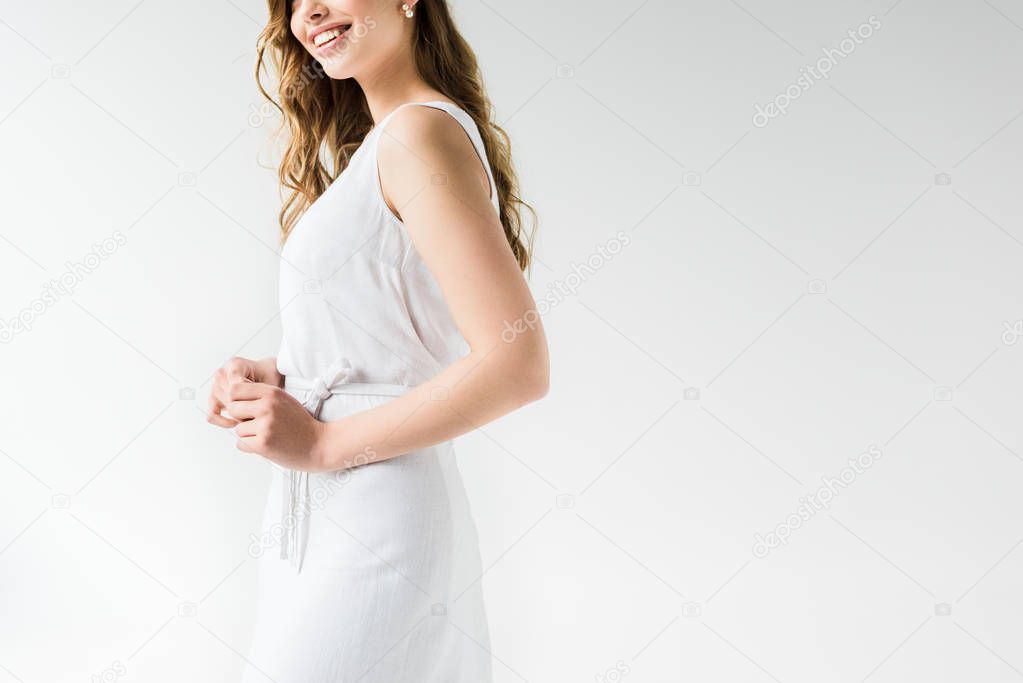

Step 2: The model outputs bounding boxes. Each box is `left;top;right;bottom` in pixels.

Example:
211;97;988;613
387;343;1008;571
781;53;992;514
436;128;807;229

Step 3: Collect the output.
311;106;549;468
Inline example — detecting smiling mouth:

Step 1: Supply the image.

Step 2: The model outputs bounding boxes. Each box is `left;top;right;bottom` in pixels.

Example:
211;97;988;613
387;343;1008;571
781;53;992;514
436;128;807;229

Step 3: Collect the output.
313;25;352;50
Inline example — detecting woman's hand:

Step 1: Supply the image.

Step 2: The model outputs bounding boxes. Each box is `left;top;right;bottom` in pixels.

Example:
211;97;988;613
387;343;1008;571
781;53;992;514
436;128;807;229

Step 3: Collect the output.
225;381;330;472
207;357;283;427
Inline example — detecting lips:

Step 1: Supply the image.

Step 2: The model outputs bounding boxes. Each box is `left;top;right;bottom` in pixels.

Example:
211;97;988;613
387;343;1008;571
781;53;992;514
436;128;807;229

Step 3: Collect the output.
312;24;352;50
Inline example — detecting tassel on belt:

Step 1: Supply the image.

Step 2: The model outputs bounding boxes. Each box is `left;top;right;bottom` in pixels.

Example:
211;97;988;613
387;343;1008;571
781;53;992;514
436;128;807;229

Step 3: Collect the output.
278;357;410;573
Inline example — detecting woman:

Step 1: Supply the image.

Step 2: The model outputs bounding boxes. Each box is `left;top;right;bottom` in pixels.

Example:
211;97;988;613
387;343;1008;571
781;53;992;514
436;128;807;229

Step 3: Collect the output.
205;1;549;680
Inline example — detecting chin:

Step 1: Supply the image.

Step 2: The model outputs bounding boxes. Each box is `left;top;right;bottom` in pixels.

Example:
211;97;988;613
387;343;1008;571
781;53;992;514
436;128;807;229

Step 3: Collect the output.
316;41;364;80
320;61;355;80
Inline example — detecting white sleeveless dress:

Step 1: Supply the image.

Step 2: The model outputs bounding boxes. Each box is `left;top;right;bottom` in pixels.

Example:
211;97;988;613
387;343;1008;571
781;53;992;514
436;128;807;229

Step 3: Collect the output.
242;101;496;683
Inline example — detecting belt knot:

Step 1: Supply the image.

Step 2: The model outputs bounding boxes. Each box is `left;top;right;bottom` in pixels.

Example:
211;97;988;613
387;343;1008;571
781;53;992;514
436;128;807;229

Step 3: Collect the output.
302;358;352;418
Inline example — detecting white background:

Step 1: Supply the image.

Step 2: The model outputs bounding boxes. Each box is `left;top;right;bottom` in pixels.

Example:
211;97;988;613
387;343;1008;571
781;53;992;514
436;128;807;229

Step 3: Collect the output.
2;0;1023;681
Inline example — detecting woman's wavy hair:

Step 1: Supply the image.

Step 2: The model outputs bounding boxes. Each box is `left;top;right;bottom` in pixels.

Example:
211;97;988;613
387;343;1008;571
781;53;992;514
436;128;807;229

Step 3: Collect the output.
255;0;536;271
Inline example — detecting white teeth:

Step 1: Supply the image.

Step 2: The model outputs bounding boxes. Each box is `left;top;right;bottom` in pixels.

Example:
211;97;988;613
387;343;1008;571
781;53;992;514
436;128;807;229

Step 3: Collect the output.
313;26;348;46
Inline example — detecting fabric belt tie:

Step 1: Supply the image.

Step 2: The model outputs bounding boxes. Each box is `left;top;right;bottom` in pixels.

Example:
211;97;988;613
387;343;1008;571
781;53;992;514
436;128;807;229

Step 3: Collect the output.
277;357;410;574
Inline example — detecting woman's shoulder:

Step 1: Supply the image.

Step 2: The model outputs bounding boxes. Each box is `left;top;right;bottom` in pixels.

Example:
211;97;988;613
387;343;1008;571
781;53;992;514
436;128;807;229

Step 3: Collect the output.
378;99;466;134
375;100;480;167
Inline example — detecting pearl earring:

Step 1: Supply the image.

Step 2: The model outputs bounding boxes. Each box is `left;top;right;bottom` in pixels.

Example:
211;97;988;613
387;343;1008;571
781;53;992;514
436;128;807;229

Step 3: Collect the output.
402;3;414;18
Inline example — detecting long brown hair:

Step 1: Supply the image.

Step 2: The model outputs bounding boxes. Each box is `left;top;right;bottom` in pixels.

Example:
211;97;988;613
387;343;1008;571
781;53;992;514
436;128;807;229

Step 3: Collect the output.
255;0;536;271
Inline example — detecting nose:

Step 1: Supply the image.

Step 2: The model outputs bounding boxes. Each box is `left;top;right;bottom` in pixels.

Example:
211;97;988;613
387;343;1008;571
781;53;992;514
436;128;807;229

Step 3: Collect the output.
298;1;327;22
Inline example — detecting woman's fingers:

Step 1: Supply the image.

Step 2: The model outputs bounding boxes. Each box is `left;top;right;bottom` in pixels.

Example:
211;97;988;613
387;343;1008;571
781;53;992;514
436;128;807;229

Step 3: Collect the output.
226;382;280;420
228;381;275;401
206;392;239;428
224;357;255;382
205;358;268;429
236;437;258;453
207;412;238;428
226;398;263;421
234;417;262;438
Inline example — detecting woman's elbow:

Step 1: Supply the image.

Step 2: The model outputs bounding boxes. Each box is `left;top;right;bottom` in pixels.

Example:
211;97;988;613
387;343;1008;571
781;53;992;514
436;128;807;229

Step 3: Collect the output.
517;340;550;403
522;365;549;403
485;321;549;404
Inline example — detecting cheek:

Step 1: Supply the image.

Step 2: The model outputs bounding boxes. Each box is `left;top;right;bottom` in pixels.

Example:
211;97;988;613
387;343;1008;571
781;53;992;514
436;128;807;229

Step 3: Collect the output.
289;15;303;43
348;0;376;15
